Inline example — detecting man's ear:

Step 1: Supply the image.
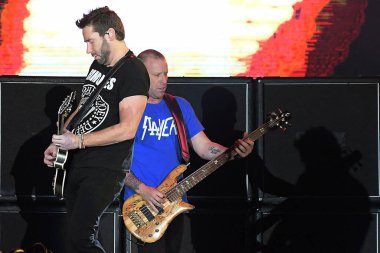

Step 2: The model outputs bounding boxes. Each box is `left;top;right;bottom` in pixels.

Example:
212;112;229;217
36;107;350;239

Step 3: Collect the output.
105;28;116;39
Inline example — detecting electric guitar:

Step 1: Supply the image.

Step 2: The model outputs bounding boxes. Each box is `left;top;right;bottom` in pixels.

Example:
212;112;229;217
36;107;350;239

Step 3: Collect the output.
122;109;291;243
52;91;76;199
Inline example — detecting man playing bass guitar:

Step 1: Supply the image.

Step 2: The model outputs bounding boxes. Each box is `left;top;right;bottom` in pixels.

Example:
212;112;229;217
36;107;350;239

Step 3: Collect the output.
123;49;255;253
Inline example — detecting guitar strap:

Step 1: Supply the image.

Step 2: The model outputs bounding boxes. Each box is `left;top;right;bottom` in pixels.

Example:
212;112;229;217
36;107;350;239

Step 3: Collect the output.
66;50;135;131
163;93;190;163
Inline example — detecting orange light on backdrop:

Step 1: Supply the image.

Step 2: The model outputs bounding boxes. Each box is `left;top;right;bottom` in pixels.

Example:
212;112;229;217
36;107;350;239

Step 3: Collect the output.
0;0;368;77
0;0;29;74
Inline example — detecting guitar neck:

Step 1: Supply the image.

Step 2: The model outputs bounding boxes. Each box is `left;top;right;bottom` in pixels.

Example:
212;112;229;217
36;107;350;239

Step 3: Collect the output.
57;114;65;135
166;121;272;202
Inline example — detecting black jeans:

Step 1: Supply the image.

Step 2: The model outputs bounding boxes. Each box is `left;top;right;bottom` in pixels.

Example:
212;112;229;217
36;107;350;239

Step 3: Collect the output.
65;167;125;253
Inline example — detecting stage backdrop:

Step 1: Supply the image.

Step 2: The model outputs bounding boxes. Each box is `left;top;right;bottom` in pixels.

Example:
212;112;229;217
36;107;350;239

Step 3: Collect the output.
254;77;379;253
0;76;379;253
1;0;378;77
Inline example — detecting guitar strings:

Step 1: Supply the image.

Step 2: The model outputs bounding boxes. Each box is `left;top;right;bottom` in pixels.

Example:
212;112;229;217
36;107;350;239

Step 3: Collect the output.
165;115;284;202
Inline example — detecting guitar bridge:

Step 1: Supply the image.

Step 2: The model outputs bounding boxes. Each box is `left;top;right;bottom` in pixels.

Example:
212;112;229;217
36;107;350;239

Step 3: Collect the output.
129;211;145;228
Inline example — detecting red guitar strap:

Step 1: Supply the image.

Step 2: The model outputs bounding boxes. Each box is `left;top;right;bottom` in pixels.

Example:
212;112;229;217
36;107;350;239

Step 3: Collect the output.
163;93;190;163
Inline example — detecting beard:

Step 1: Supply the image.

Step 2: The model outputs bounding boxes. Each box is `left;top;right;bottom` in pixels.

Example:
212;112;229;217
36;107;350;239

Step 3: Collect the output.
96;39;111;65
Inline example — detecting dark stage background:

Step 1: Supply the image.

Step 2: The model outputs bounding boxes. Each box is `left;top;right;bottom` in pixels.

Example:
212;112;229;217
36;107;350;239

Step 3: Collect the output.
1;1;380;252
0;76;379;253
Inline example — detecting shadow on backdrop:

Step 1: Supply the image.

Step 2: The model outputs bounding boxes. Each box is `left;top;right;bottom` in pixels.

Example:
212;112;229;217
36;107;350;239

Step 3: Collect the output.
187;87;295;253
10;85;73;252
255;127;371;253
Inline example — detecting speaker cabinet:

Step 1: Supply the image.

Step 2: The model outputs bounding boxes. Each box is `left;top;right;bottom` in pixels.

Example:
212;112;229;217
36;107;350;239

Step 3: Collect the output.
254;77;379;253
165;77;256;253
167;77;255;133
0;76;124;253
187;198;252;253
0;76;256;199
3;75;379;253
255;209;374;253
0;76;83;197
257;77;379;197
167;77;256;198
0;202;123;253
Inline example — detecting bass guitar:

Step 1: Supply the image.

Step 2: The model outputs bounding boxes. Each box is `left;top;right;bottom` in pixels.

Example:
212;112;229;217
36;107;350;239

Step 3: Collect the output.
122;109;291;243
52;91;76;199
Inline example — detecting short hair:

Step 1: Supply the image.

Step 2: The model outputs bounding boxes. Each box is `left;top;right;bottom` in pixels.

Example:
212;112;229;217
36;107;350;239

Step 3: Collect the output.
75;6;125;40
137;49;166;63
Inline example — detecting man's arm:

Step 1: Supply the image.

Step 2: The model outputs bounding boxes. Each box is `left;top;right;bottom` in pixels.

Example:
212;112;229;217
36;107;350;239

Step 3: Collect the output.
51;95;147;150
124;172;165;212
190;131;227;160
80;95;147;146
124;172;142;192
190;131;254;160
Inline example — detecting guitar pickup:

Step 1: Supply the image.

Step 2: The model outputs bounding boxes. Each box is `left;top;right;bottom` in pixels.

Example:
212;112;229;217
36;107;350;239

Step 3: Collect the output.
155;205;164;215
139;205;155;221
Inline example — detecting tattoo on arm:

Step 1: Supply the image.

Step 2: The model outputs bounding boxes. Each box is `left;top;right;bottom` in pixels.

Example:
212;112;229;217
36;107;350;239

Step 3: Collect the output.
208;146;221;155
124;172;142;191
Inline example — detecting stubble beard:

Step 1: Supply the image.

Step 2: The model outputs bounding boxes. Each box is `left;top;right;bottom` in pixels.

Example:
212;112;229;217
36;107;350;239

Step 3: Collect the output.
97;39;111;65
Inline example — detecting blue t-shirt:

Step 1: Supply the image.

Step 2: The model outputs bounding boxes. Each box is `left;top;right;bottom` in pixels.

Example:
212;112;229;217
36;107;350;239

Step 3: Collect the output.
123;96;203;200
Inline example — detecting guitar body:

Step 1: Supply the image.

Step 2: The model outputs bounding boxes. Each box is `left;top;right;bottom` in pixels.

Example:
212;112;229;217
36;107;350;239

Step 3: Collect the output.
122;164;194;243
53;167;67;198
54;148;69;170
53;148;69;198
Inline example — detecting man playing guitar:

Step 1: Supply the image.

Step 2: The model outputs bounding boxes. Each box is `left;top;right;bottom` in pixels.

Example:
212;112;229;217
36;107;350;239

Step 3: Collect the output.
123;49;255;253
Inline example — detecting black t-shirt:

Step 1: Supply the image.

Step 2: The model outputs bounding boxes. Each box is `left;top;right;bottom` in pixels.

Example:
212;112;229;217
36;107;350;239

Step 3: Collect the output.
71;52;149;171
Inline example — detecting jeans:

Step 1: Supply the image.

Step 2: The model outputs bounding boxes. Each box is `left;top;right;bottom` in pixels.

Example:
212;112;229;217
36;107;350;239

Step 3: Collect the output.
65;167;125;253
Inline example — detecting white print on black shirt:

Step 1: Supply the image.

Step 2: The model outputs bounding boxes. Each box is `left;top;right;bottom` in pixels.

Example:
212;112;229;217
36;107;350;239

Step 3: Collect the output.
74;71;113;134
86;69;116;90
141;116;177;140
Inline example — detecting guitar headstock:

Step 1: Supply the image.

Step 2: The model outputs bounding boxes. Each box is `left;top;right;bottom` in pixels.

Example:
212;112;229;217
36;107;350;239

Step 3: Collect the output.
267;109;291;131
58;91;76;117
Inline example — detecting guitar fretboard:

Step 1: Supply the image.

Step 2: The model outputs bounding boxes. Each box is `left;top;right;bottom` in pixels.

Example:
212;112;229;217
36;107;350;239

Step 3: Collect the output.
165;118;280;202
